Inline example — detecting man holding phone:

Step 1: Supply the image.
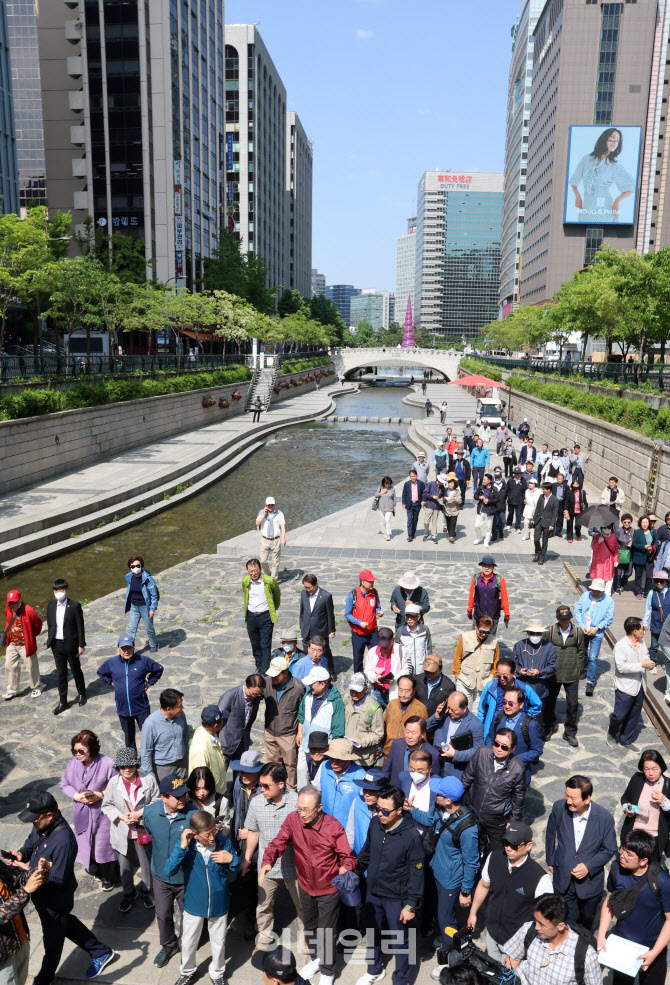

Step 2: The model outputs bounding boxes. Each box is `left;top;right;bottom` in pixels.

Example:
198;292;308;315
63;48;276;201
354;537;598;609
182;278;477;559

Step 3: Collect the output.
256;497;286;581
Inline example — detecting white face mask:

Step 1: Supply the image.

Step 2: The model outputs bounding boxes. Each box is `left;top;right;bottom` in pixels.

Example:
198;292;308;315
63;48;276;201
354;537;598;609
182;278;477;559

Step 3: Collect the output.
552;456;560;464
282;643;295;653
409;771;427;785
528;634;542;645
131;565;142;574
54;591;67;602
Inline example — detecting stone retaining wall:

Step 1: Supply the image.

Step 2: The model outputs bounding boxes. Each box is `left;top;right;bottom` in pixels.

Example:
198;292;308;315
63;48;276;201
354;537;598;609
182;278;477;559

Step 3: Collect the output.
2;366;333;496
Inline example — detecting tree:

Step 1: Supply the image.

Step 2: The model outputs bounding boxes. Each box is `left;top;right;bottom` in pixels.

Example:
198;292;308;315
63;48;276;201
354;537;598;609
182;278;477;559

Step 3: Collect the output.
202;228;277;313
163;289;215;365
310;293;346;345
42;256;101;361
352;319;377;346
75;216;151;283
278;288;309;319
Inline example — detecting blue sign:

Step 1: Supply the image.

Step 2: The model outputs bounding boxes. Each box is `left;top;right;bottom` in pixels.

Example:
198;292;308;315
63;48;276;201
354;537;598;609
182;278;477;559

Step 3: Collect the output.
226;133;233;172
227;181;234;204
564;125;642;226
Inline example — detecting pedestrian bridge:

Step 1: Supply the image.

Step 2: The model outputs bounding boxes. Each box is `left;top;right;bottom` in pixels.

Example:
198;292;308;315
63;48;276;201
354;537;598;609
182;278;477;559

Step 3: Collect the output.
331;347;461;381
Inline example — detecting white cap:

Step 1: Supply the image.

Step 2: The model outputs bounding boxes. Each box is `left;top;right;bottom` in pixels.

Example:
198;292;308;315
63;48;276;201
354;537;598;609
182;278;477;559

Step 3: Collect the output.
265;496;275;505
418;451;426;458
303;666;330;686
590;578;606;592
524;417;528;422
405;603;421;614
466;420;471;425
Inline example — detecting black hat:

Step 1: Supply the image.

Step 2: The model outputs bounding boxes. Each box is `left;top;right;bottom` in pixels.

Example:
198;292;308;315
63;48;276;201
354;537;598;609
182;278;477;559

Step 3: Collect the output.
307;730;329;751
503;820;533;847
556;604;572;619
251;947;297;982
18;791;58;822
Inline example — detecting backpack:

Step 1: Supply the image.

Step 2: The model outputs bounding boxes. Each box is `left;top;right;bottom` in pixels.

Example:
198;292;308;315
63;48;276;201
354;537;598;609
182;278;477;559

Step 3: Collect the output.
422;807;477;857
522;922;596;985
493;709;531;748
472;572;501;595
607;861;664;921
350;586;379;617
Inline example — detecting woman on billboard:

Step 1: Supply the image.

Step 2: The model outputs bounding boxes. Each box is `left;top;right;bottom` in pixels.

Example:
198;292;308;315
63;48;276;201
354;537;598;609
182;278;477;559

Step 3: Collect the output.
569;127;635;223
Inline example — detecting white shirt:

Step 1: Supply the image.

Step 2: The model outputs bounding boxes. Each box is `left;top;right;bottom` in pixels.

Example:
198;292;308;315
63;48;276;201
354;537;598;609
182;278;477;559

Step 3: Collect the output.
55;599;67;640
572;804;591;850
196;842;212;865
248;577;269;614
409;777;431;833
482;852;554;895
559;622;572;641
309;588;320;611
257;508;285;539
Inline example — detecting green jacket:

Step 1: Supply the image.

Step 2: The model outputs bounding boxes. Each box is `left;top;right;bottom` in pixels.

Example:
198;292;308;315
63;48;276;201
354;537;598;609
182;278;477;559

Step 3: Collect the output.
242;573;281;623
543;621;584;683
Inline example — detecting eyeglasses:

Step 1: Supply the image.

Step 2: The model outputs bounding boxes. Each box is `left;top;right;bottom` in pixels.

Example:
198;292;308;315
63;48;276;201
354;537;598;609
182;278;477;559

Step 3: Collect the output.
73;748;88;756
259;782;274;790
297;806;317;814
501;700;518;707
493;741;511;751
619;848;638;861
375;806;397;816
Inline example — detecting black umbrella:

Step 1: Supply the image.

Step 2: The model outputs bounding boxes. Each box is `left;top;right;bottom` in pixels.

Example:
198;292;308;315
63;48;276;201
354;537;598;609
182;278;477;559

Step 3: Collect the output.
578;504;620;528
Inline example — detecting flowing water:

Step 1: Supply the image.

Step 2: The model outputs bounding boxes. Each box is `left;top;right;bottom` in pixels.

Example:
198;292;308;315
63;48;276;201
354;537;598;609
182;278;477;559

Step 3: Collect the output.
11;386;414;612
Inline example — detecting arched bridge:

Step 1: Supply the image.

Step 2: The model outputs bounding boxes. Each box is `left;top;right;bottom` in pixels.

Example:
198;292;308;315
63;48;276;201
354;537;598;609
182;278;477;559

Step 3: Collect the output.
331;347;461;381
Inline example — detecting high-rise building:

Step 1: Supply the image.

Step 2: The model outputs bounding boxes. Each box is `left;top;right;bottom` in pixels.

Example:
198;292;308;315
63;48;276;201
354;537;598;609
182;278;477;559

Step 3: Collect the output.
350;289;395;331
499;0;545;314
6;0;45;212
0;0;18;215
36;0;225;286
286;110;312;297
395;216;416;332
325;283;361;325
415;171;504;338
311;268;326;296
520;0;670;305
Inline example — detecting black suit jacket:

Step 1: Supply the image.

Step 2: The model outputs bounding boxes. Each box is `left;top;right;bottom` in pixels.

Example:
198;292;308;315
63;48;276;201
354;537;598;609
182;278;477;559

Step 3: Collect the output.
533;493;559;529
46;598;86;651
299;588;335;644
414;672;455;721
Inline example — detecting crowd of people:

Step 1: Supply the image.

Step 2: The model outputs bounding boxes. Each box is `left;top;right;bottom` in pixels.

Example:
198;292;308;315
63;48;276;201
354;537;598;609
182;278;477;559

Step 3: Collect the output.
3;531;670;985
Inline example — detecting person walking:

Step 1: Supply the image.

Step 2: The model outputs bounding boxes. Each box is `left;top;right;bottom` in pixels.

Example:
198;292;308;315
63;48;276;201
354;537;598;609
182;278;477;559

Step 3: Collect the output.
412;452;430;484
430;691;485;777
607;616;654;749
401;469;425;543
518;436;537;467
96;634;164;749
432;440;449;477
480;419;492;446
473;474;498;548
439;400;448;425
425;397;433;418
343;673;384;768
390;571;430;627
461;729;527;858
395;604;433;674
452;449;471;504
512;620;557;734
2;589;43;701
345;570;383;674
540;450;567;491
0;841;48;985
531;482;559;565
502;438;517;479
217;674;265;767
518;418;530;443
574;580;615;695
313;738;366;829
600;475;626;517
521;476;541;540
589;524;619;596
299;575;336;677
252;395;263;423
484;687;543;787
545;774;617;928
614;513;634;594
469;439;490;496
644;570;670;675
263;656;305;790
421;474;446;544
124;555;160;653
260;787;357;985
188;704;227;794
363;627;409;707
490;468;507;544
140;688;188;780
553;473;568;537
46;578;87;715
467;556;510;633
451;616;499;710
442;475;462;542
633;515;659;599
101;746;159;913
495;423;508;456
564;479;588;544
543;605;584;748
296;668;345;788
476;657;542;736
243;555;281;674
374;476;395;542
12;792;117;985
505;467;526;533
355;786;424;985
256;497;286;581
463;421;475;454
619;750;670;862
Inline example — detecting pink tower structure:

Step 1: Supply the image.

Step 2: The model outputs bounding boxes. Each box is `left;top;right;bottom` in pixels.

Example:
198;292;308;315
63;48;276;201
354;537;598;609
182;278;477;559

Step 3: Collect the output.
401;294;416;348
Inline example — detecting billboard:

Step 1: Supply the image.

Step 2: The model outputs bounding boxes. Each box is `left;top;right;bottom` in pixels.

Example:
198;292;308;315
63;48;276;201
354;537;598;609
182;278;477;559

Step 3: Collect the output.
564;125;642;225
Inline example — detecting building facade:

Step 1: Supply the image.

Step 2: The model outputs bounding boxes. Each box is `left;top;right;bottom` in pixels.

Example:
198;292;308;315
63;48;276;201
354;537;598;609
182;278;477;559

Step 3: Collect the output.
325;283;361;325
311;268;325;296
415;170;504;338
36;0;225;286
6;0;44;211
500;0;545;313
395;215;416;332
519;0;666;305
350;289;395;331
286;110;312;297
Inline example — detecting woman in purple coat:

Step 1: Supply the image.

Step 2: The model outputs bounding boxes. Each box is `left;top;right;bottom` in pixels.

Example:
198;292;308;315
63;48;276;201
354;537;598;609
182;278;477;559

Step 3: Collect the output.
60;729;118;890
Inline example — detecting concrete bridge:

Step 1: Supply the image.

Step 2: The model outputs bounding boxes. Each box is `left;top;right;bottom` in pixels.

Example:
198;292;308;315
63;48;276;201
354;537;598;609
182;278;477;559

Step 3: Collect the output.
331;346;461;380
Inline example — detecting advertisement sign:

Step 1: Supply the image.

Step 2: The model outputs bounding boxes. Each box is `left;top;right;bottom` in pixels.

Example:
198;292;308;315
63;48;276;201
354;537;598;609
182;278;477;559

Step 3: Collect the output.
174;188;182;216
175;250;183;277
226;133;233;172
175;215;184;249
564;125;642;225
174;160;182;185
227;181;234;204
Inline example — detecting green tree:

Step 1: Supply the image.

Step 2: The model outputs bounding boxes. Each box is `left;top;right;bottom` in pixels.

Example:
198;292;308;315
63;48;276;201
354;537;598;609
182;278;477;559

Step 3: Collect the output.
42;256;100;361
353;319;377;346
203;228;277;313
278;288;309;319
310;293;346;345
75;216;151;283
163;289;215;365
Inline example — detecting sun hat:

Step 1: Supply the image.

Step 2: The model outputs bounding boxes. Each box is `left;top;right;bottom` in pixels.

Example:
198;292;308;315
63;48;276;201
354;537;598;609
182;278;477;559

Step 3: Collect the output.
525;618;546;634
398;571;420;591
114;747;141;769
325;738;357;761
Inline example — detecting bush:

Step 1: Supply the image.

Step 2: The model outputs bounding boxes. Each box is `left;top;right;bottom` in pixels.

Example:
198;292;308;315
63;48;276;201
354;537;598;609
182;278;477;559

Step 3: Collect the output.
460;357;503;381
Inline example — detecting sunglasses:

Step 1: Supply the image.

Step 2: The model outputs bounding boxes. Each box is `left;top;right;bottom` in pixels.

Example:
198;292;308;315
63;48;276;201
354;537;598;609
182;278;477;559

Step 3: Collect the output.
375;806;397;816
501;700;518;706
493;741;511;751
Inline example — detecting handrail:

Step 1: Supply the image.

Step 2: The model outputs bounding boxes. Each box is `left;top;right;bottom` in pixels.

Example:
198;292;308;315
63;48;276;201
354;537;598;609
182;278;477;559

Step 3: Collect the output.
474;355;670;391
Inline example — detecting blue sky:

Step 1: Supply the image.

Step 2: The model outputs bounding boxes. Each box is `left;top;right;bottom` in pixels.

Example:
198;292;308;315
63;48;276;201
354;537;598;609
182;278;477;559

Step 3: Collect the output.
226;0;517;292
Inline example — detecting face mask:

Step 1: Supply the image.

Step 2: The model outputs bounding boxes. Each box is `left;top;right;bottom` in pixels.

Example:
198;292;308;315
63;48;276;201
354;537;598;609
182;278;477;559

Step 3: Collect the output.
552;456;560;464
54;591;67;602
409;771;427;785
282;643;295;653
528;634;542;645
131;565;142;574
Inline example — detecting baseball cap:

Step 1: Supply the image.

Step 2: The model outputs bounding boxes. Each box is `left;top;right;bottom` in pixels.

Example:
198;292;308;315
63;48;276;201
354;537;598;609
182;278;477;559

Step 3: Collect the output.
348;672;367;691
556;605;572;619
352;768;388;790
307;730;329;751
405;603;421;615
6;590;20;603
503;820;533;847
513;466;522;474
359;569;375;582
18;791;58;822
429;776;464;801
159;774;190;797
377;627;394;643
303;665;330;686
252;947;297;982
265;496;276;505
117;634;134;647
267;656;289;677
201;704;225;725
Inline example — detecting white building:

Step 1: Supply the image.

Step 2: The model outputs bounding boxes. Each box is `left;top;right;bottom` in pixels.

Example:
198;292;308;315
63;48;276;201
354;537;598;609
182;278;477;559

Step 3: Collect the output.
350;289;395;331
395;216;416;330
286;110;312;297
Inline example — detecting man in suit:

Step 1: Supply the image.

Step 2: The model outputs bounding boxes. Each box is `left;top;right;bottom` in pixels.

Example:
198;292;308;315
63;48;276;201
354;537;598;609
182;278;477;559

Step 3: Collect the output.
46;578;86;715
429;690;485;776
299;574;336;678
545;774;617;928
401;469;425;543
414;654;455;735
383;715;439;786
531;482;559;565
518;436;537;467
217;674;265;768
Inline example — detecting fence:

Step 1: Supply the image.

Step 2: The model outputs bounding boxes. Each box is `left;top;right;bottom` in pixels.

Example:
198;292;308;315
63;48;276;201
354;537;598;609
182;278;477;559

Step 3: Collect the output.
1;352;252;382
476;356;670;390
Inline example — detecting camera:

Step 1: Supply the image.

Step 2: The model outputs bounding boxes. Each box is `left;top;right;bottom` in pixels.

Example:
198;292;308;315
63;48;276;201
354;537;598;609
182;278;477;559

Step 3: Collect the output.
437;928;511;984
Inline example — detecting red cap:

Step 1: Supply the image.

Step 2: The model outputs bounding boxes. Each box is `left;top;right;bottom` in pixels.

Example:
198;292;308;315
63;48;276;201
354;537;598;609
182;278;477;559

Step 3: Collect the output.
359;570;376;582
7;590;21;602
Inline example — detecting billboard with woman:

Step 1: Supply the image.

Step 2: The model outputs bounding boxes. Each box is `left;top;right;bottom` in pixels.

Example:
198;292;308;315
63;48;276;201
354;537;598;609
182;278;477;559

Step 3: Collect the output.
564;125;642;225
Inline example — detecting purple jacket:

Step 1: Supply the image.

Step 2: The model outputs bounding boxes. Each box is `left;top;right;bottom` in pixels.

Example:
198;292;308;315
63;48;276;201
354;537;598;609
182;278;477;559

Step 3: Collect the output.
60;754;117;869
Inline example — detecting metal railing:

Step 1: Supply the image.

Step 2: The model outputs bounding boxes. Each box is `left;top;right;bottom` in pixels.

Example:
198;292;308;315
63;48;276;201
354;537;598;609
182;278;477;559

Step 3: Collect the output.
0;352;252;383
475;355;670;390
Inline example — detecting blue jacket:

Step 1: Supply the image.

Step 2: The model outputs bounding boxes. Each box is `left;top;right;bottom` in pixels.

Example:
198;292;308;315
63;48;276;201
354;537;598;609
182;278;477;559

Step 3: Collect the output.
402;478;426;509
383;738;440;786
142;800;196;885
510;639;558;700
644;586;670;636
422;481;444;511
96;652;164;716
317;760;366;829
429;709;485;775
410;804;479;893
574;591;615;638
470;447;490;468
352;793;376;856
477;677;542;736
124;569;159;613
545;799;616;899
485;712;543;785
164;831;239;917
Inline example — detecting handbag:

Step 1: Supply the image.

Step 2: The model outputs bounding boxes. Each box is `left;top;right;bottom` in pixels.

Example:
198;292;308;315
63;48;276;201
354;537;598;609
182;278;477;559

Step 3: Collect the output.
371;494;380;512
618;548;631;564
0;612;18;648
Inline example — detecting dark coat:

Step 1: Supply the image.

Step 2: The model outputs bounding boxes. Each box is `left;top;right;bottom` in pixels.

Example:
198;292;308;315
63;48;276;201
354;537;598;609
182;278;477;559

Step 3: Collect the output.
299;587;336;645
218;683;263;756
620;771;670;856
518;445;537;465
263;673;305;737
452;458;471;482
18;814;78;914
46;598;86;651
476;485;499;516
431;709;485;775
390;585;431;627
383;737;440;786
511;639;558;699
543;621;584;683
357;813;424;907
402;479;425;508
632;527;658;567
414;672;455;721
533;493;559;529
461;747;526;822
545;799;617;899
564;487;589;516
492;480;508;513
506;477;527;507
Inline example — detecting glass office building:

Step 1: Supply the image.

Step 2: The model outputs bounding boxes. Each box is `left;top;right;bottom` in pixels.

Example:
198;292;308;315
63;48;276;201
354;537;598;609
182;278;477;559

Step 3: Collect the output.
0;0;18;215
6;0;43;211
415;171;503;339
325;283;361;325
395;216;416;334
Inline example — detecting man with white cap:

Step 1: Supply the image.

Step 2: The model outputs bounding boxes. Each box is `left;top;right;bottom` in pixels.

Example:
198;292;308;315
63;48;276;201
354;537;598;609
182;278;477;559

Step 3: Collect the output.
343;673;384;768
518;417;530;442
390;571;430;628
395;603;432;674
412;451;429;484
255;497;286;581
296;667;345;789
313;738;366;829
574;579;615;696
264;656;305;790
643;569;669;674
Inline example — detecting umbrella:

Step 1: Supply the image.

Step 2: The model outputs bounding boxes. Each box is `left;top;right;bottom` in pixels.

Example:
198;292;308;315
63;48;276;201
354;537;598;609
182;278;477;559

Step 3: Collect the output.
577;504;619;529
447;375;502;388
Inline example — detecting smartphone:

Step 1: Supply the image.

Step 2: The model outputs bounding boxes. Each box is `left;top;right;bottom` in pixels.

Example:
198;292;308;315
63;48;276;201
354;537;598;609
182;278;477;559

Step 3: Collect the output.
0;850;13;860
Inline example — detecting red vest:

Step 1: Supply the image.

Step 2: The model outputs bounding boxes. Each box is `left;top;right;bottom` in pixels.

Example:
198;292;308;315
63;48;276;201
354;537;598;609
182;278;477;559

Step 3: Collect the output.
350;587;379;636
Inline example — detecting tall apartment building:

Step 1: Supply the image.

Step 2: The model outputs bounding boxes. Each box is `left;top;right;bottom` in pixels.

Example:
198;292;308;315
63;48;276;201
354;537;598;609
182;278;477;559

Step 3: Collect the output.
520;0;670;305
500;0;545;314
350;289;395;331
36;0;225;286
325;283;361;325
6;0;45;211
286;110;312;297
415;170;504;338
395;216;416;332
311;268;325;296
